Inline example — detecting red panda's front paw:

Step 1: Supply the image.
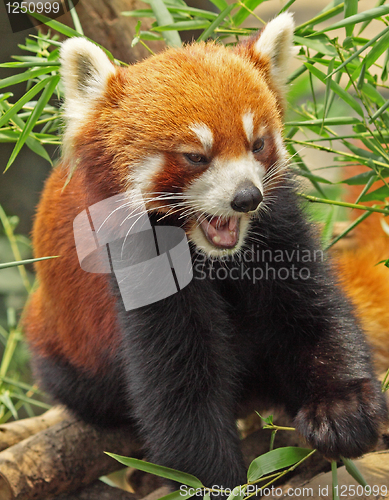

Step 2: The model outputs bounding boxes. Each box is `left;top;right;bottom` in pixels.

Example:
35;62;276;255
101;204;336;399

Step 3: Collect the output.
294;381;388;460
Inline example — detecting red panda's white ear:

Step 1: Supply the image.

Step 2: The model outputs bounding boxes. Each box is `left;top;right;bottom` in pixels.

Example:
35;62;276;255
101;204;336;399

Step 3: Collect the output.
236;12;296;112
60;38;116;160
253;12;295;86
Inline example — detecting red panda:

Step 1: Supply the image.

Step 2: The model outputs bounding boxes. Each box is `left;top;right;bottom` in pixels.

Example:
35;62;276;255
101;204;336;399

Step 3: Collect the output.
24;13;387;491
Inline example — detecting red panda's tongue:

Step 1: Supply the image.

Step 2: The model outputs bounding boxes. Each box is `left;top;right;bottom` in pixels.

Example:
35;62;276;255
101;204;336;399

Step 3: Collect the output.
200;216;240;249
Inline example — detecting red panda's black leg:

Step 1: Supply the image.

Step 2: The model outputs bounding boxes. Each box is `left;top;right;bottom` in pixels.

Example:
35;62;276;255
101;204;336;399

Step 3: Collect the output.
116;276;247;491
31;353;133;428
232;188;388;460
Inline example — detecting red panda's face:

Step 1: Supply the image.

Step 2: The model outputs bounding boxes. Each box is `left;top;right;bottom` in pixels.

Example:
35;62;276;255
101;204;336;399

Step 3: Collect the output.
60;14;295;257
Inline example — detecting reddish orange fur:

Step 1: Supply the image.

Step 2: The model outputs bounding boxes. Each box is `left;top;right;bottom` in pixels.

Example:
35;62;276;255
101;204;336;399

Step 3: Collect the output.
334;166;389;373
25;166;121;373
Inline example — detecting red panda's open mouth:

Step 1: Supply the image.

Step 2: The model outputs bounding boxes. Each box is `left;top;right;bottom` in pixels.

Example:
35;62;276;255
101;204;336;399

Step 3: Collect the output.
199;215;240;249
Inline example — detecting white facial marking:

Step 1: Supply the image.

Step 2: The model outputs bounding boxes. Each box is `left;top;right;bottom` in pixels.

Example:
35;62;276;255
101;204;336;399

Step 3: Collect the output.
127;154;164;192
242;112;254;143
185;153;266;256
274;130;287;160
189;123;213;152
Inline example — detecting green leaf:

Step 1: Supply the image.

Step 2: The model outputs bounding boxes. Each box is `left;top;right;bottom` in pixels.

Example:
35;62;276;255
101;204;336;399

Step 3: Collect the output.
344;0;358;37
370;99;389;122
344;141;382;161
293;35;337;56
321;204;338;248
304;63;364;117
0;392;18;420
154;20;210;31
278;0;298;15
327;26;389;79
168;6;218;20
247;447;312;482
295;170;333;185
197;4;235;41
232;0;266;27
25;136;52;164
360;185;389;202
28;11;85;38
323;58;335;122
332;461;340;500
0;66;59;90
286;117;360;127
340;170;377;185
105;454;204;488
320;5;389;33
158;489;197;500
4;74;60;172
149;0;182;47
0;256;59;270
325;211;371;250
0;78;50;129
208;0;228;11
296;3;344;32
351;30;389;82
122;9;155;17
358;0;386;34
226;486;245;500
68;0;84;35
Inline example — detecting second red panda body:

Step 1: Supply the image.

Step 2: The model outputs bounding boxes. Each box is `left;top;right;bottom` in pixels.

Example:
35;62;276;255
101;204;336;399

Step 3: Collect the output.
24;14;387;491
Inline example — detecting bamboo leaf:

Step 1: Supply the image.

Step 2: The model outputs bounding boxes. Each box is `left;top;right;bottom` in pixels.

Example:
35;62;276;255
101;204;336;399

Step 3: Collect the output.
332;462;340;500
296;3;344;32
294;35;337;56
154;20;210;31
105;454;204;488
286;117;360;127
327;26;389;78
340;170;377;185
68;0;84;35
4;74;60;172
158;489;197;500
197;4;235;41
304;63;364;117
149;0;182;47
351;30;389;82
0;67;59;90
319;5;389;33
0;78;49;129
0;256;59;270
247;447;312;482
325;211;371;250
342;457;369;488
344;0;358;37
278;0;298;15
370;99;389;122
358;0;386;34
232;0;266;27
25;136;52;164
208;0;228;11
360;185;389;202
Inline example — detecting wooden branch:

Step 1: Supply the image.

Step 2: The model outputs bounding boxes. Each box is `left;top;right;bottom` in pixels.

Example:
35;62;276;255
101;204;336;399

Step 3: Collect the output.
0;406;67;452
0;413;142;500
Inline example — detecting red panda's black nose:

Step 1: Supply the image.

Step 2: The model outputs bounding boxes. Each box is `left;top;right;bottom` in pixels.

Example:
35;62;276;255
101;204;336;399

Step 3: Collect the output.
231;182;263;213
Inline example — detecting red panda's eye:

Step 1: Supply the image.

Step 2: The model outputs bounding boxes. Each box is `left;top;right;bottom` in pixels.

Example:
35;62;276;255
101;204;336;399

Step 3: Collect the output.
184;153;209;165
252;138;265;154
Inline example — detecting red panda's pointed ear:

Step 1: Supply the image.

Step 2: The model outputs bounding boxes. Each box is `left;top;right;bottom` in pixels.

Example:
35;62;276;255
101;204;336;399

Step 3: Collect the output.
60;38;116;160
236;12;296;112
